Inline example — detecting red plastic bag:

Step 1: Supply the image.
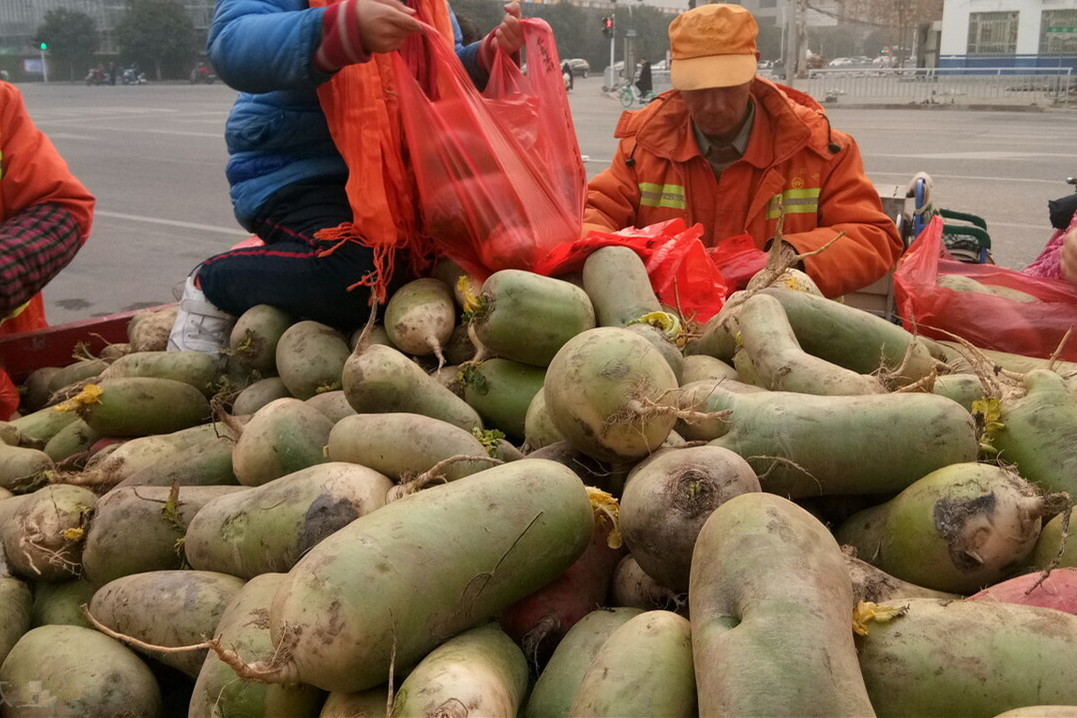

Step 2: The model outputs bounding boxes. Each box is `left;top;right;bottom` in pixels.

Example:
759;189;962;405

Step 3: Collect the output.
706;233;766;291
395;19;586;281
0;367;16;421
894;216;1077;361
534;219;730;322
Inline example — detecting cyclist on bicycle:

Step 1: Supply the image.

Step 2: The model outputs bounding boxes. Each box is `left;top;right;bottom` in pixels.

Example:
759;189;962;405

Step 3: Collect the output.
635;58;652;99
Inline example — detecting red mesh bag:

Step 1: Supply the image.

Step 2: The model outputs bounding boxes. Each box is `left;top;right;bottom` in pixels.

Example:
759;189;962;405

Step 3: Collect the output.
894;216;1077;360
395;19;586;281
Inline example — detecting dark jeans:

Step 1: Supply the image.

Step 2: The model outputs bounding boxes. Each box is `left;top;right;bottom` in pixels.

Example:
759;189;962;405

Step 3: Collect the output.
198;179;391;330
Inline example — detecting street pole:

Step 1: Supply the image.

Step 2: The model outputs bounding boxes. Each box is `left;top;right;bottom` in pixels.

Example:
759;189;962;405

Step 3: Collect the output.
610;9;616;72
784;0;797;82
40;48;48;84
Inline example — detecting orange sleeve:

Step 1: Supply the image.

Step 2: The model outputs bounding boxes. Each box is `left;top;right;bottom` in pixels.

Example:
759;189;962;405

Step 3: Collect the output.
0;83;95;243
582;138;642;238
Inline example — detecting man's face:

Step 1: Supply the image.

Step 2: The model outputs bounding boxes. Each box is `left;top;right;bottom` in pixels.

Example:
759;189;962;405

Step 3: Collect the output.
681;81;753;139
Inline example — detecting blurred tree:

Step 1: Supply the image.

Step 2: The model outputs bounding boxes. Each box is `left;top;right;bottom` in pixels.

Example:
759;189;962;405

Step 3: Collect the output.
833;0;942;65
115;0;195;80
34;9;99;82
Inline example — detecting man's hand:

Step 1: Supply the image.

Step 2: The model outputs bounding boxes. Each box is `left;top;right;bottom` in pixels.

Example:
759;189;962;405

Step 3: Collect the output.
356;0;422;55
1061;224;1077;287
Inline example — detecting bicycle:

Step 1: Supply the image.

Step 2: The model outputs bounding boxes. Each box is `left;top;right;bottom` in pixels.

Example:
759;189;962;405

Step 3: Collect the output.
618;82;656;108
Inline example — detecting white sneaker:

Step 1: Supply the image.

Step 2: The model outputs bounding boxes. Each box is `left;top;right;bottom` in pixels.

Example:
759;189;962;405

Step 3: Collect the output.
167;275;236;358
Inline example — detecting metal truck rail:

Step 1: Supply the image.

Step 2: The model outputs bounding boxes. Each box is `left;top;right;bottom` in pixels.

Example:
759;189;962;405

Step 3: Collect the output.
804;66;1075;108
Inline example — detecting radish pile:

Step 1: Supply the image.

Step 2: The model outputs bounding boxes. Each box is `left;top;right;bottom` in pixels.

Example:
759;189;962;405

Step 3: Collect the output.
1;254;1077;718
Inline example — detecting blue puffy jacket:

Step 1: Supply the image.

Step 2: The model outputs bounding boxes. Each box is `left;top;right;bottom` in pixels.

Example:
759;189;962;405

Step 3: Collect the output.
208;0;486;230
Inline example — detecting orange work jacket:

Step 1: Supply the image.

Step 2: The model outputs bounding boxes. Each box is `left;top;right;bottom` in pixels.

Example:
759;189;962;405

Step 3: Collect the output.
583;78;903;298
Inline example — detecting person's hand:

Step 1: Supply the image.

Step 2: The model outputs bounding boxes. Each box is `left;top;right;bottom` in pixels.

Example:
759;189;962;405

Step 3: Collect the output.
355;0;423;55
491;2;524;56
479;3;523;70
1061;224;1077;286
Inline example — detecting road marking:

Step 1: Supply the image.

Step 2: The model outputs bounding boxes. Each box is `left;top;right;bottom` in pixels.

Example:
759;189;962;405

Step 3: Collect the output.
869;171;1062;185
868;151;1077;160
95;210;248;235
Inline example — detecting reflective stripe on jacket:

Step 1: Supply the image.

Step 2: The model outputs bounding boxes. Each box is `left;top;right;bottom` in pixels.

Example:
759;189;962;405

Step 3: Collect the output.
583;78;903;298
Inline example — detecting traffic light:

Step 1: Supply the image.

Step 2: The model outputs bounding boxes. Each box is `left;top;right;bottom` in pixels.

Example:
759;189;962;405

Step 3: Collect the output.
602;16;614;38
39;42;48;50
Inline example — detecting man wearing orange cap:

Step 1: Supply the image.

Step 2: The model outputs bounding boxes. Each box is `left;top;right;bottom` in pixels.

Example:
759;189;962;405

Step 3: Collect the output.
583;3;903;298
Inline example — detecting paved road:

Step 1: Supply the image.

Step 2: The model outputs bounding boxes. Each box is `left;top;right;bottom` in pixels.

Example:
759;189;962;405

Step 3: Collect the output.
16;78;1077;324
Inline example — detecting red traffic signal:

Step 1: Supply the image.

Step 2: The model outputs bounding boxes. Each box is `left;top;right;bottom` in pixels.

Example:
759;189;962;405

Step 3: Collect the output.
602;16;614;38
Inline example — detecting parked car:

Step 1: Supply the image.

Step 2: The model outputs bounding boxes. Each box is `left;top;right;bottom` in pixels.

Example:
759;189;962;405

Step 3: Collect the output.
565;58;590;79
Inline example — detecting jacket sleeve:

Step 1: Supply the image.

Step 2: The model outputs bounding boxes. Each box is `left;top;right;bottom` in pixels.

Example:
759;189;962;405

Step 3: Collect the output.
0;84;93;317
582;138;642;238
209;0;332;93
783;133;904;298
0;85;94;243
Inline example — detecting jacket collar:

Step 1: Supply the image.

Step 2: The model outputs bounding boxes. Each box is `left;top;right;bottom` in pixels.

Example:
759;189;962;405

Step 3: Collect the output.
614;77;832;167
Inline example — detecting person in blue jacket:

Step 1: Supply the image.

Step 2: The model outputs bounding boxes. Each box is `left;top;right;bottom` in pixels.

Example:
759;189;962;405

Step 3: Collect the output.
169;0;523;357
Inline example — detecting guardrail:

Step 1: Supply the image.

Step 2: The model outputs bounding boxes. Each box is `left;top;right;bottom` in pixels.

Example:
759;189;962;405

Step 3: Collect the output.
803;67;1075;108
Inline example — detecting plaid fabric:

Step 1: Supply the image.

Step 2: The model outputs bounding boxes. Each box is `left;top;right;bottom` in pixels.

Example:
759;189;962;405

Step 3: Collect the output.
0;202;81;316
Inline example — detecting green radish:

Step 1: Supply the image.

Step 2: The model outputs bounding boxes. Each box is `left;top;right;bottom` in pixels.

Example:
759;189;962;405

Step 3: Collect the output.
686;293;742;363
77;421;225;490
432;256;481;309
467;269;596;367
112;434;239;490
932;373;986;411
690;492;875;717
320;689;389;718
81;485;246;586
0;625;161;717
936;342;1077;387
679;354;737;385
461;358;545;443
390;622;529;718
569;610;696;718
19;366;61;412
700;387;979;498
843;553;960;605
189;573;325;718
835;462;1050;594
275;320;352;399
993;708;1077;718
99;350;221;396
0;577;31;665
29;577;96;628
1028;513;1077;570
609;554;686;613
0;484;96;582
57;377;212;437
0;443;54;493
855;598;1077;718
620;445;760;591
232;375;291;415
522;388;564;452
326;412;493;489
304;389;357;423
384;277;457;363
937;273;1041;303
760;286;937;388
523;607;643;718
581;246;662;327
671;378;762;442
218;458;593;693
543;327;679;463
8;405;79;448
88;569;246;677
342;342;483;432
731;292;886;395
42;418;100;464
626;323;684;384
990;369;1077;497
184;462;392;578
45;357;109;395
231;397;333;487
229;303;297;376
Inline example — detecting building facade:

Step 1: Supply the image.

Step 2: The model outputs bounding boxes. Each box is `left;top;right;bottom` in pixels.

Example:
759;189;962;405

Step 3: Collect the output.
939;0;1077;69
